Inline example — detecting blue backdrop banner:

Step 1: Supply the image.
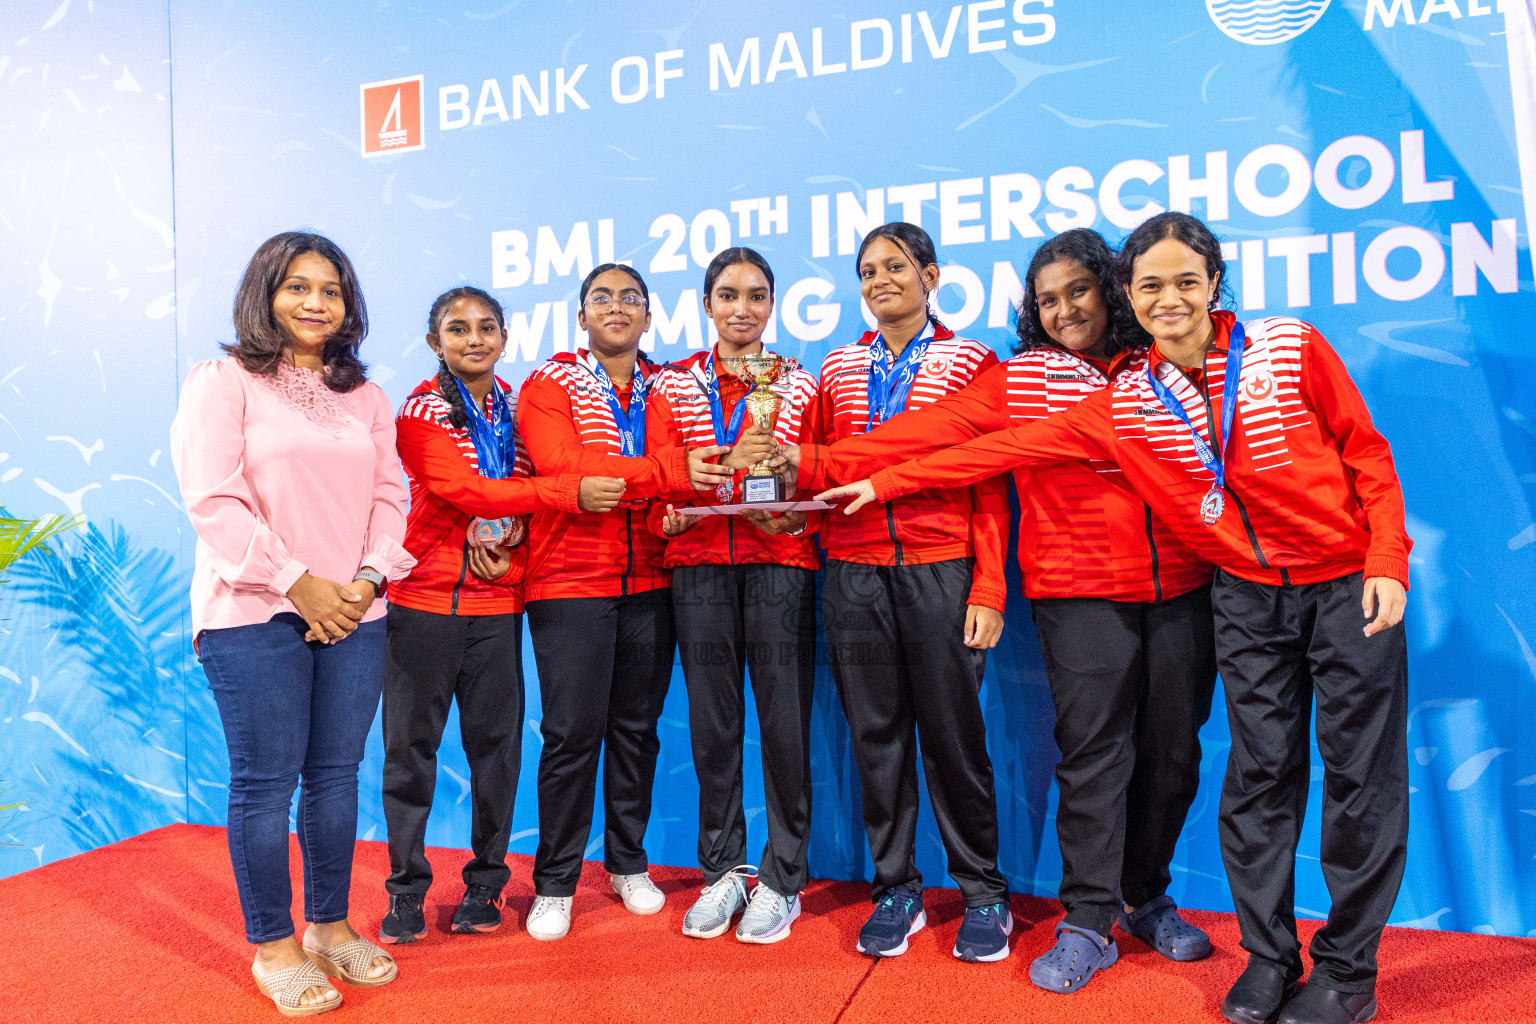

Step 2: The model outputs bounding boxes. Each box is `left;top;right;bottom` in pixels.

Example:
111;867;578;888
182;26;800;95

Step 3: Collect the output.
2;0;1534;939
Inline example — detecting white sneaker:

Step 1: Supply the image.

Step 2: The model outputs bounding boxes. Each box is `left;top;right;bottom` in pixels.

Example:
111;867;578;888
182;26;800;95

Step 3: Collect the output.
682;867;754;939
610;871;665;915
736;884;801;944
526;894;573;941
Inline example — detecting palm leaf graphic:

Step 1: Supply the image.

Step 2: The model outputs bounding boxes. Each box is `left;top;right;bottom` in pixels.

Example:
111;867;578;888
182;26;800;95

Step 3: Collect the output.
5;521;200;853
0;509;81;583
0;786;27;846
0;510;76;847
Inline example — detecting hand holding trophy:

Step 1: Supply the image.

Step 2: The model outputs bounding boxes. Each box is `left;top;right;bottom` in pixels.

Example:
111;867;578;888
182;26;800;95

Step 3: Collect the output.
721;351;798;504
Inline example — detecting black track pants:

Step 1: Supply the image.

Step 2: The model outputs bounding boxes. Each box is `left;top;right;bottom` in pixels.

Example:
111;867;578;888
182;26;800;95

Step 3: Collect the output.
672;563;816;896
823;558;1008;908
382;604;525;895
1031;584;1218;936
1212;569;1408;993
527;589;675;897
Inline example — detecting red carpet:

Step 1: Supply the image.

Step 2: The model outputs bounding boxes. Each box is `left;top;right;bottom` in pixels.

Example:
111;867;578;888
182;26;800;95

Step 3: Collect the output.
0;825;1531;1024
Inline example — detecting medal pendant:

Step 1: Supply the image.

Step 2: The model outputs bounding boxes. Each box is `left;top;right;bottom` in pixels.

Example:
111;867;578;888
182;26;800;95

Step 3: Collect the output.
469;516;511;547
1200;487;1225;526
715;482;733;504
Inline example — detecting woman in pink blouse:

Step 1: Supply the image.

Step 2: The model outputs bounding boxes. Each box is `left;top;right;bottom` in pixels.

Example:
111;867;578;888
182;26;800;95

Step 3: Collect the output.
171;232;414;1018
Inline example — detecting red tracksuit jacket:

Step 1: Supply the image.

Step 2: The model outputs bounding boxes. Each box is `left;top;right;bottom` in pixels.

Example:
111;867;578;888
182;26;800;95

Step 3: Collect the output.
390;376;580;616
821;346;1211;603
516;350;694;601
816;324;1009;612
645;346;822;570
856;313;1411;588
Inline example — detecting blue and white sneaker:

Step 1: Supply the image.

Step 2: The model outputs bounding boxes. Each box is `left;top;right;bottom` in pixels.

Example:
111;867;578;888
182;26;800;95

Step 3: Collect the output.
682;865;754;939
856;887;926;957
953;902;1013;962
736;884;800;944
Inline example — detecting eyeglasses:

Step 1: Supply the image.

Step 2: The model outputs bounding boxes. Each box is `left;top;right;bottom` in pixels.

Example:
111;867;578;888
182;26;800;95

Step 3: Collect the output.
585;294;647;312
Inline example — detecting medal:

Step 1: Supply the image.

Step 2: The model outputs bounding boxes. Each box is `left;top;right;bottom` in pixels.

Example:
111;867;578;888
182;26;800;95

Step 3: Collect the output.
468;516;513;547
696;350;750;504
866;322;934;432
1200;488;1225;526
1144;321;1247;527
584;351;648;458
452;376;515;480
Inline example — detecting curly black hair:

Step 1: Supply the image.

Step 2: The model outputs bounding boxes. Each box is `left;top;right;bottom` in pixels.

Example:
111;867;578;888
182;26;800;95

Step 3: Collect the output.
1014;228;1148;357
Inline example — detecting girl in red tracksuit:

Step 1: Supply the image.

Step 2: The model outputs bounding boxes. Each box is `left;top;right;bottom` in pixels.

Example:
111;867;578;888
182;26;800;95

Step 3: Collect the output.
515;263;770;942
817;213;1410;1024
816;222;1013;964
380;286;626;945
816;228;1218;993
646;247;822;945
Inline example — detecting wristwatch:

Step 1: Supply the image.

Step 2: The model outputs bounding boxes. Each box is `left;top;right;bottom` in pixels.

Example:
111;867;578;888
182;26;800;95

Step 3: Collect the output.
353;567;386;597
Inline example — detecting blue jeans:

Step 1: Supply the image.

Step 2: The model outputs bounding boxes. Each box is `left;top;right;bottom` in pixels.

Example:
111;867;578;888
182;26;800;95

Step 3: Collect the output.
198;613;387;944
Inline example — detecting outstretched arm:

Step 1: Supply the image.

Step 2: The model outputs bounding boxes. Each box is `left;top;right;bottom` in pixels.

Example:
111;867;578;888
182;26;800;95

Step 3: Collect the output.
818;393;1114;512
517;375;694;497
830;361;1010;480
791;361;1010;492
397;410;581;517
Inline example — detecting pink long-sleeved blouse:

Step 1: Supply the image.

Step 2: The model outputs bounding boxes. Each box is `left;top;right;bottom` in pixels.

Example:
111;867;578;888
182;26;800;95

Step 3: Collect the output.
170;357;415;635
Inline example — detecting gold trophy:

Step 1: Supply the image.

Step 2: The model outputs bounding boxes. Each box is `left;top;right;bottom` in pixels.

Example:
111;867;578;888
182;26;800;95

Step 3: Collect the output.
721;351;799;504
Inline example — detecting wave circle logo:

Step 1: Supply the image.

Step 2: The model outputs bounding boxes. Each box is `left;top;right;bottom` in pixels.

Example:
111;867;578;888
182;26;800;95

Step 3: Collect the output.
1206;0;1331;46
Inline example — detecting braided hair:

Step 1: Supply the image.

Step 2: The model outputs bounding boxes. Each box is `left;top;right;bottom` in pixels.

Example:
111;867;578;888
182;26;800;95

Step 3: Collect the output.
428;285;506;430
855;221;946;333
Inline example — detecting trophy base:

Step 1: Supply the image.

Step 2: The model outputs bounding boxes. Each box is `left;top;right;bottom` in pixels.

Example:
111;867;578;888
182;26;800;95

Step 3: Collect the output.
676;499;834;516
740;474;785;504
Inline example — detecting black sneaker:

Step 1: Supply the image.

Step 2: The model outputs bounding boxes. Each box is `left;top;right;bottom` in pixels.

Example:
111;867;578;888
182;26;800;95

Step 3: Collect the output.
452;884;504;934
856;886;926;957
379;892;427;944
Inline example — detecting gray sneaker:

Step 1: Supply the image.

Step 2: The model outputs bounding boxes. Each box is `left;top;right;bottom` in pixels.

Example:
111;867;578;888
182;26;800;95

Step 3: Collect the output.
736;883;801;944
682;865;753;939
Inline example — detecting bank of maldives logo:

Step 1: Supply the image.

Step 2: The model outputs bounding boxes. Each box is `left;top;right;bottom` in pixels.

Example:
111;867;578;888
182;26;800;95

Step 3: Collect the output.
360;75;424;157
1206;0;1330;45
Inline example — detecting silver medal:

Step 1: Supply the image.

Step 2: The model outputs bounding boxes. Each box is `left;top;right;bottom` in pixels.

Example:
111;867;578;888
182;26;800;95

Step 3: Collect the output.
1200;487;1225;526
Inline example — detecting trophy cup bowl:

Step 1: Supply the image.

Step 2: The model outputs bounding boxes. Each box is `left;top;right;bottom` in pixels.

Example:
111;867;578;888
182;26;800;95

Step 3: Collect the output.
721;352;799;505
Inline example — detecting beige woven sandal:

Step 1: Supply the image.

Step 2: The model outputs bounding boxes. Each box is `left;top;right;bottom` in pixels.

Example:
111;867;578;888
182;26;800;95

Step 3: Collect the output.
251;958;342;1017
302;936;399;987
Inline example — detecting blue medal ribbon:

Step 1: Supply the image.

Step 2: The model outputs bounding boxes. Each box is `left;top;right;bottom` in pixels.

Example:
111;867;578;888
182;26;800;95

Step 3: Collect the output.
1144;320;1247;523
452;376;515;480
866;321;934;432
702;354;750;447
587;354;648;457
